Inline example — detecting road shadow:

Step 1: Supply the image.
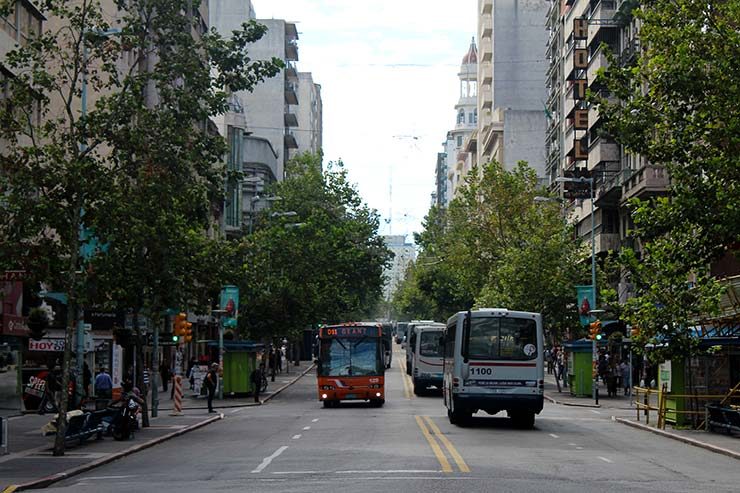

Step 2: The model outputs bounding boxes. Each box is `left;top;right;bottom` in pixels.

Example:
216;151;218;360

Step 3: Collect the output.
460;414;542;431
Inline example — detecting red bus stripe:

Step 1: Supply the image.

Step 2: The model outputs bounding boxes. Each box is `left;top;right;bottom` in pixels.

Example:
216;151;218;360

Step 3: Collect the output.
469;362;536;367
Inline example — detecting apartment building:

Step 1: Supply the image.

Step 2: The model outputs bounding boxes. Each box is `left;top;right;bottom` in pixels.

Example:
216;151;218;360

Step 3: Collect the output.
477;0;548;179
434;39;477;208
382;235;416;302
295;72;323;156
545;0;669;294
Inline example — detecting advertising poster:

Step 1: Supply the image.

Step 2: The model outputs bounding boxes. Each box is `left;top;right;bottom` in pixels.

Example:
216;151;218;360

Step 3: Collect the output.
220;285;239;328
576;285;595;327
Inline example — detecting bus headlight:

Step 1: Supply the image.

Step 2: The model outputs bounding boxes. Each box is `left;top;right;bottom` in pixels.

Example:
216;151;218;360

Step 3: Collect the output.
375;392;382;397
321;393;328;399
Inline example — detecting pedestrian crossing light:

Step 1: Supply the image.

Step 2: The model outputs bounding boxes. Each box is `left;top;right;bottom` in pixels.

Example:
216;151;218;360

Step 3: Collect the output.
589;321;602;341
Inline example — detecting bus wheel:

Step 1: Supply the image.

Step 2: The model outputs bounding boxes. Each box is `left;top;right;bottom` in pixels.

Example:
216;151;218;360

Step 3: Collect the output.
412;380;422;396
448;405;470;426
370;399;384;407
323;400;335;408
511;411;535;429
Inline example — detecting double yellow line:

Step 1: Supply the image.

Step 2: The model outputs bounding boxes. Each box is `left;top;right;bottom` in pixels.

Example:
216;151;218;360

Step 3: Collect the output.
415;415;470;473
398;358;414;399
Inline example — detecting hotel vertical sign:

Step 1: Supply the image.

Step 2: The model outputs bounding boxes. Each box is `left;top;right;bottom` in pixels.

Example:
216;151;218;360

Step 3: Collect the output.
572;18;589;162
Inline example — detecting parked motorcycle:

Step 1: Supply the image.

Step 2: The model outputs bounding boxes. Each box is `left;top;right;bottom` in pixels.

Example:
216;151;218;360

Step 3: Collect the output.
104;393;141;441
41;409;105;444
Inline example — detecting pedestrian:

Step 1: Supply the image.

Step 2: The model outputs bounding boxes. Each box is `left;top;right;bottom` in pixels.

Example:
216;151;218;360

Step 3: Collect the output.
204;363;219;413
159;361;170;393
94;367;113;400
83;362;92;397
619;360;631;396
268;348;276;382
250;363;264;403
187;358;196;390
545;348;553;375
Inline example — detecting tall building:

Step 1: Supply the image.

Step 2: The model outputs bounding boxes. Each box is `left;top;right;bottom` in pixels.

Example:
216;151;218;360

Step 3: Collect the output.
544;0;668;294
382;235;416;302
436;38;478;207
477;0;548;179
239;19;300;180
295;72;323;156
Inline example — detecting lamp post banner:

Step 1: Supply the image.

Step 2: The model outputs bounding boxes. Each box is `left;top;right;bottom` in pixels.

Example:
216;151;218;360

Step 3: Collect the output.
220;285;239;328
576;285;595;326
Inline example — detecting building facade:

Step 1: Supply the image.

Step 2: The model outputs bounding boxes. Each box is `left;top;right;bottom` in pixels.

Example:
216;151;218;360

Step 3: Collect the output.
477;0;548;179
382;235;416;302
436;39;478;207
295;72;323;156
544;0;668;294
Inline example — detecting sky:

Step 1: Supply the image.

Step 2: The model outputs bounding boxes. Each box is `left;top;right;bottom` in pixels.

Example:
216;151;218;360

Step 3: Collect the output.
252;0;478;243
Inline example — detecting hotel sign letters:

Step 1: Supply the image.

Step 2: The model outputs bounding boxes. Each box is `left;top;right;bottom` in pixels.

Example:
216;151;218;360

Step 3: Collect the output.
572;18;589;163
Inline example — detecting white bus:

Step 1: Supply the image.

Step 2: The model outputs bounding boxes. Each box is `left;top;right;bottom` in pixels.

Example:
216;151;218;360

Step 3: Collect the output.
411;324;446;395
404;320;437;374
443;309;544;428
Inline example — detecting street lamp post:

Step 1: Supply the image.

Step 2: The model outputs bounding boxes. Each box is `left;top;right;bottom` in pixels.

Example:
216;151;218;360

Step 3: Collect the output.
211;309;228;400
556;176;598;403
249;195;282;234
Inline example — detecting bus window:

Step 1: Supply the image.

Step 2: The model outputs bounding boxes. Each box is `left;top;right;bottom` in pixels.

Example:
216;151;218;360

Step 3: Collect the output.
420;331;443;357
444;324;456;358
467;318;537;360
319;337;382;377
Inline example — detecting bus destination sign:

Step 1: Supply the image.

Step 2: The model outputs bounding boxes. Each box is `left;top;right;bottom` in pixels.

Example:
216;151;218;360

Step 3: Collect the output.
321;326;379;338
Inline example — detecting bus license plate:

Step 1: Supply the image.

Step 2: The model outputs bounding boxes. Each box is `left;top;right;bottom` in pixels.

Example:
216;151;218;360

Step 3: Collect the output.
344;394;357;399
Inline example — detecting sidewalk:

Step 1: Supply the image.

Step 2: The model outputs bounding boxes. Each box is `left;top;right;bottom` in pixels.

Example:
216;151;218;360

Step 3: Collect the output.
614;416;740;461
543;373;633;409
1;360;314;491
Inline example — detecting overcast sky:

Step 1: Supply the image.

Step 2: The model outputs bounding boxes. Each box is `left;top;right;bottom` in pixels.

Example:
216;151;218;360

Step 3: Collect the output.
251;0;478;242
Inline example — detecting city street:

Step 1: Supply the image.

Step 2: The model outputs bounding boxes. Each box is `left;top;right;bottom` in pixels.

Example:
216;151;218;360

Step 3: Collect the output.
40;346;740;493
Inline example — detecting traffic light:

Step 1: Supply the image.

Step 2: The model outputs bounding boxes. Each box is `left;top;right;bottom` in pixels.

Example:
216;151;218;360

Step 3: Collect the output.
173;312;192;344
589;321;602;340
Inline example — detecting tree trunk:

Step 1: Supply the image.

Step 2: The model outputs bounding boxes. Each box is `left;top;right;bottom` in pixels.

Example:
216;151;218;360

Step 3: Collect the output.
53;205;83;456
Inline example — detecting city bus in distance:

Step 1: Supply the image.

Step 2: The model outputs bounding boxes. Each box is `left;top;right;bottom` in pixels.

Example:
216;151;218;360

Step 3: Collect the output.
405;320;437;373
395;322;408;344
317;323;385;408
381;323;393;369
443;309;544;428
411;324;446;395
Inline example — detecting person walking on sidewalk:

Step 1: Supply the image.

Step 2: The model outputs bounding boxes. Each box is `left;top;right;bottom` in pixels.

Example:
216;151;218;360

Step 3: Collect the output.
204;363;219;413
619;360;631;396
159;361;170;393
94;367;113;400
250;363;265;403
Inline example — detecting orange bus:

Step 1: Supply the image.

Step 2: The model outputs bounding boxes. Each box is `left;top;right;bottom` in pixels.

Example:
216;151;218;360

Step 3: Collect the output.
317;323;385;408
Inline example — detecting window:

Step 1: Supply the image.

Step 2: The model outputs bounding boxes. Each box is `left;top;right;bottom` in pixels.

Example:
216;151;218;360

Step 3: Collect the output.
457;109;465;125
457;136;462;147
319;338;382;376
467;317;537;360
444;323;456;358
420;331;443;357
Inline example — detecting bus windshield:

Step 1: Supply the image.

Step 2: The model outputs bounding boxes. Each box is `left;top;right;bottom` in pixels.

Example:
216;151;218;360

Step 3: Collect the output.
467;317;538;361
319;337;382;376
420;331;443;357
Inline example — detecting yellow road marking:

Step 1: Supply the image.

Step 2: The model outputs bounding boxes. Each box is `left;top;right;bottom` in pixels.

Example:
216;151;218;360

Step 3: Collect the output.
2;486;18;493
423;416;471;473
398;359;413;399
415;416;452;473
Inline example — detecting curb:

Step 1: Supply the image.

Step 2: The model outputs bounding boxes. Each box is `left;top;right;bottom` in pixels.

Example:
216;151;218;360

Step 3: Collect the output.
5;413;224;492
545;393;601;408
613;417;740;461
261;363;315;404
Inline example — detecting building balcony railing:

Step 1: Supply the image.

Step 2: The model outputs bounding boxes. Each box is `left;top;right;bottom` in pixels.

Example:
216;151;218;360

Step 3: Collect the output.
285;40;298;61
588;0;617;22
285;61;298;80
284;112;298;127
284;130;298;149
587;47;608;85
594;230;620;254
285;82;298;105
481;0;492;15
622;164;670;201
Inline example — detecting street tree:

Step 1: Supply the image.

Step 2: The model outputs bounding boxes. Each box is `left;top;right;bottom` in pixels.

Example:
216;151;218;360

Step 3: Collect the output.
0;0;281;454
595;0;740;362
239;153;392;342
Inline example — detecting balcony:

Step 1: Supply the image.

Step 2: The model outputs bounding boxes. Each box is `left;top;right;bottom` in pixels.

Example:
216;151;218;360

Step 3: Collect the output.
588;139;619;169
622;164;670;202
481;49;492;62
481;0;492;15
594;230;620;254
480;62;492;85
587;47;608;86
595;162;624;207
284;112;298;127
284;130;298;149
588;0;617;23
285;62;298;80
285;40;298;61
482;23;492;39
285;82;298;105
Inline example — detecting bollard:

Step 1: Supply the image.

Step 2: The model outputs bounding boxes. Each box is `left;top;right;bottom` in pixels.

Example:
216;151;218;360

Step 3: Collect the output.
0;416;7;455
170;375;183;416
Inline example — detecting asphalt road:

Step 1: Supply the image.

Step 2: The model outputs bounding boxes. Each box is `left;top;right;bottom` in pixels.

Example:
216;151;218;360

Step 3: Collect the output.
48;346;740;492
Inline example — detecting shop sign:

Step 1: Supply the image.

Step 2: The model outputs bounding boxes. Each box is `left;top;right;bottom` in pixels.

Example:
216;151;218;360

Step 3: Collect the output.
28;338;65;352
2;314;30;336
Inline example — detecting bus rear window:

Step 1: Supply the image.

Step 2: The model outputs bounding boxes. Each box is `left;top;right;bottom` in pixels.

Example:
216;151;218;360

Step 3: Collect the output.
419;331;443;357
467;317;537;360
